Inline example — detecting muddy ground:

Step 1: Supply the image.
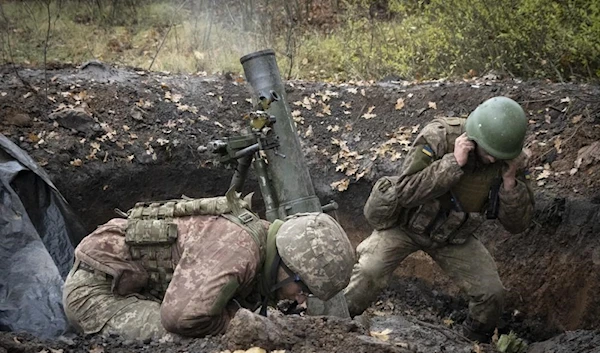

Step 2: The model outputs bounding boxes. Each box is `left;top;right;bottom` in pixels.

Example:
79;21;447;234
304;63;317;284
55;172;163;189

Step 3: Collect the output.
1;61;599;352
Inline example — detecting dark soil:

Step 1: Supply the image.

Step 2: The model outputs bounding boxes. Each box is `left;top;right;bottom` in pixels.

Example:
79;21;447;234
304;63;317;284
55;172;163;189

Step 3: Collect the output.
1;62;599;352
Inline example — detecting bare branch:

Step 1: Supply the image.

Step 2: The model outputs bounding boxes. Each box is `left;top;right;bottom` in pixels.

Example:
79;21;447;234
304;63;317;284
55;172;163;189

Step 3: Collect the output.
149;0;189;71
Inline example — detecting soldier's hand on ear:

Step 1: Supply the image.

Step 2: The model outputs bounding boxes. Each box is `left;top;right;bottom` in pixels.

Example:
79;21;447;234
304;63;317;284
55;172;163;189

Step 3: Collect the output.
454;133;475;167
502;149;531;190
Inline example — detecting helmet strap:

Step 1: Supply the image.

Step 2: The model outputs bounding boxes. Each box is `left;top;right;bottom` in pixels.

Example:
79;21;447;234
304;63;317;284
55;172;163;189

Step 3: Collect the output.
269;261;300;292
259;252;282;316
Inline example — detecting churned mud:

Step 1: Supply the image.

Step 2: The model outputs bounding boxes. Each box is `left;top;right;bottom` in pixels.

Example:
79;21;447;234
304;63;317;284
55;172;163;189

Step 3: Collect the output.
1;62;599;352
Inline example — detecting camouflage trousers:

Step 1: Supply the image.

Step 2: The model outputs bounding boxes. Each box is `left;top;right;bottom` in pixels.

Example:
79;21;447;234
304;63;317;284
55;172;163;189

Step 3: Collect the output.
63;261;168;341
344;226;505;333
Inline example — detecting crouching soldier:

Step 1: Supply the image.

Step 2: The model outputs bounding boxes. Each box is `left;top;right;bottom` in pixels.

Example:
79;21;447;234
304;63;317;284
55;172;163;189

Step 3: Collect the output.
344;96;534;342
63;189;355;340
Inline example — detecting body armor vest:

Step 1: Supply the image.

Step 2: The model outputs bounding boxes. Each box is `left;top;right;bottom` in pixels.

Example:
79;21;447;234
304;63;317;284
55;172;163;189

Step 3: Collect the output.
404;118;501;245
124;189;267;299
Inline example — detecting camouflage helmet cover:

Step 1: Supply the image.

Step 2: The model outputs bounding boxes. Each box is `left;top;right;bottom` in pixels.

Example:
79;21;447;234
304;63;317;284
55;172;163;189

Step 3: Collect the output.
466;96;527;160
276;212;355;300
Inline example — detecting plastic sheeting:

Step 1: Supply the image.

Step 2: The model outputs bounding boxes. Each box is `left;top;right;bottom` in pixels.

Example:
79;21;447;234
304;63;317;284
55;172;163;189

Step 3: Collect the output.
0;134;86;338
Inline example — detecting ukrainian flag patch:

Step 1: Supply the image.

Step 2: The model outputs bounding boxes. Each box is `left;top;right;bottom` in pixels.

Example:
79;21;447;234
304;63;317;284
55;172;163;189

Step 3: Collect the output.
422;145;434;157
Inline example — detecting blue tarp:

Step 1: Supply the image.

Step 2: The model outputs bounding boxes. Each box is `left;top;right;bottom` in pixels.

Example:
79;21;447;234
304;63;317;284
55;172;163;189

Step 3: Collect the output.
0;134;86;338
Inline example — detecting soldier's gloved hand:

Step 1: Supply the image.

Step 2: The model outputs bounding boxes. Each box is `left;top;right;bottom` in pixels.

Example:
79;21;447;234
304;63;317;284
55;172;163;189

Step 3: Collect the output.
277;300;306;316
454;133;475;167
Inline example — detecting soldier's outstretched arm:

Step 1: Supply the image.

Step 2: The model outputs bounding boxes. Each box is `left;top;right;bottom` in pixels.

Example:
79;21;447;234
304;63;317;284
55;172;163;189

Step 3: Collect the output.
396;121;464;209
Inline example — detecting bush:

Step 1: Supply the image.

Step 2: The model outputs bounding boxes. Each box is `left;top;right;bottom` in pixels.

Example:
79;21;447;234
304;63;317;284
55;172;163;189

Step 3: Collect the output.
1;0;598;81
307;0;600;81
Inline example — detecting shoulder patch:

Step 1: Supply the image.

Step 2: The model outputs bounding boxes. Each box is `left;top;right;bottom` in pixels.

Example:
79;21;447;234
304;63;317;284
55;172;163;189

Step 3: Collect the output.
422;145;434;158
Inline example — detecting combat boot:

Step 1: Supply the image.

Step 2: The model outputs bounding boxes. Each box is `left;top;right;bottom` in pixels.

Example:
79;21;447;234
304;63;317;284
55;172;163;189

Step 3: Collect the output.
461;316;493;343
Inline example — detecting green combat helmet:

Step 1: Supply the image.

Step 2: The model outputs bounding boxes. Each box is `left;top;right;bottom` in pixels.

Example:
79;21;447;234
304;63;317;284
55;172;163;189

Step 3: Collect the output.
466;96;527;160
276;212;355;300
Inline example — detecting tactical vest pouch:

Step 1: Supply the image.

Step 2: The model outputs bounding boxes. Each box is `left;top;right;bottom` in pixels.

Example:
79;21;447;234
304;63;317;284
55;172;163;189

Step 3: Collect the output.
406;199;441;235
364;176;401;230
405;200;483;245
125;219;178;245
447;213;484;244
125;202;179;299
429;210;466;243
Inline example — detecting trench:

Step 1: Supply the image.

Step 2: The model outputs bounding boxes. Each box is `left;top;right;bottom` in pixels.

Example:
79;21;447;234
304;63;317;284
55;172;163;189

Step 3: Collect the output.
51;152;600;344
3;63;600;351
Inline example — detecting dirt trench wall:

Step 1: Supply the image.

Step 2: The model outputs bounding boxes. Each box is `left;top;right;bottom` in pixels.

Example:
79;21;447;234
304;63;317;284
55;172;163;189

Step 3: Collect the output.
1;64;599;334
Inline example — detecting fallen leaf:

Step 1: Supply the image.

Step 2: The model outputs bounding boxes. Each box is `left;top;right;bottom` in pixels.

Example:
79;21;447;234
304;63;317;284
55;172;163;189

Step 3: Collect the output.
572;115;582;124
362;106;377;119
28;132;40;143
536;170;551;180
305;125;313;137
370;328;393;341
428;101;437;109
569;168;578;175
330;178;350;192
74;91;87;101
395;98;405;110
554;137;562;154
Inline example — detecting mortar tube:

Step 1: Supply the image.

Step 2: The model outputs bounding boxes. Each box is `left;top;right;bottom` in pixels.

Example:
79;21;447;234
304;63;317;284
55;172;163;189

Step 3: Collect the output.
240;49;322;217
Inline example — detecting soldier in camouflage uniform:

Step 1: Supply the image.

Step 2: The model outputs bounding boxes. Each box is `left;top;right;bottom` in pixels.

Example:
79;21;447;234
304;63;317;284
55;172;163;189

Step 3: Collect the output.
344;97;534;342
63;191;355;340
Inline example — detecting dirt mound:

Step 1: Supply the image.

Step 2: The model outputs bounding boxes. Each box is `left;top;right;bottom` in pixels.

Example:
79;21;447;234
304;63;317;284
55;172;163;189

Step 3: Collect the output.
1;63;599;351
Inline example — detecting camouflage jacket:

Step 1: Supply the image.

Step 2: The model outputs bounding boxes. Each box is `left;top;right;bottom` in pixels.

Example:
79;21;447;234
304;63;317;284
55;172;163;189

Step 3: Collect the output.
396;117;534;242
75;215;269;337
